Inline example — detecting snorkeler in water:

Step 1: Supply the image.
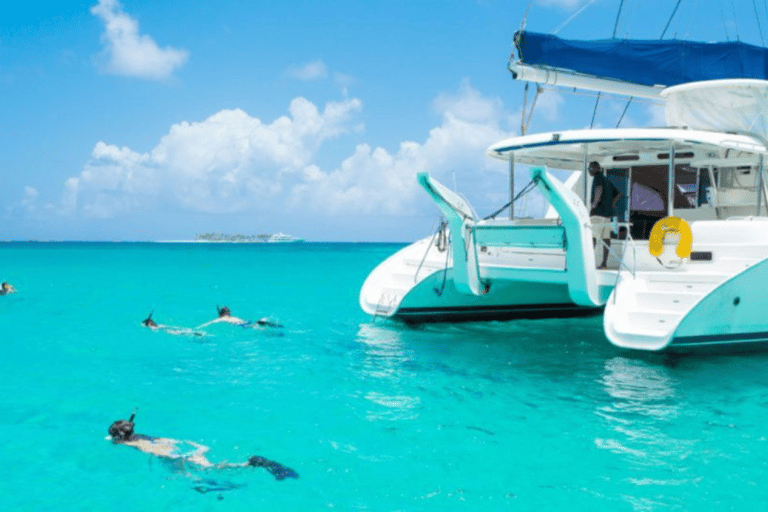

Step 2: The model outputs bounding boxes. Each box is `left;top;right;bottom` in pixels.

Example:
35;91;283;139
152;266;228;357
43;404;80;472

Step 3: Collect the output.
196;306;283;329
108;410;298;480
0;282;16;295
142;311;205;337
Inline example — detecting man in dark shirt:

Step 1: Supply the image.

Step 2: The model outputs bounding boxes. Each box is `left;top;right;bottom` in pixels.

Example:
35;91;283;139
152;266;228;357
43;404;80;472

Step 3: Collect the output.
589;161;620;269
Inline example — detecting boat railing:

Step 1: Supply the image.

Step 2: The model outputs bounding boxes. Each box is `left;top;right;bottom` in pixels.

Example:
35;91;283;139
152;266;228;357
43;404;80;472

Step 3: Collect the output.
594;221;636;277
415;220;449;283
596;221;638;305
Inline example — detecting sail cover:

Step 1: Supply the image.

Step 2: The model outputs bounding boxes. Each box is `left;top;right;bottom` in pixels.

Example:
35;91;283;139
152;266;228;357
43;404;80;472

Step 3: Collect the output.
514;31;768;87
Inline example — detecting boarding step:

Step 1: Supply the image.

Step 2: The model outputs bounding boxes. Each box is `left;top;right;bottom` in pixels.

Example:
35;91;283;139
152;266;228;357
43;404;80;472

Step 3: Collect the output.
625;309;683;332
634;290;704;312
643;273;727;293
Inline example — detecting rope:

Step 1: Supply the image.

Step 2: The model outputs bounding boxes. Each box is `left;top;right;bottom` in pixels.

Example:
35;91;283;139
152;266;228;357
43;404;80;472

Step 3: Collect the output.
731;0;741;41
433;231;451;297
720;4;731;41
552;0;600;35
522;85;542;136
660;0;683;39
484;178;538;220
754;0;765;45
616;97;633;128
612;0;626;38
590;93;601;129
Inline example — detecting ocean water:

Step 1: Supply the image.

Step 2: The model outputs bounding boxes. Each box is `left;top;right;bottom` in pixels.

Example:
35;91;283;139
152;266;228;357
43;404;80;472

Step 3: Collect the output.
1;242;768;511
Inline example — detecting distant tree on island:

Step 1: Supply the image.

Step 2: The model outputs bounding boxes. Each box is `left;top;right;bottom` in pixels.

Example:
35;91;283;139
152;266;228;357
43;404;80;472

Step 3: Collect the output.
196;232;258;242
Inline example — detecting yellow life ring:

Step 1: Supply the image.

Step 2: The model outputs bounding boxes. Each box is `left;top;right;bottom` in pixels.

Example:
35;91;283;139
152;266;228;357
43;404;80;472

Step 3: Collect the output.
648;216;692;259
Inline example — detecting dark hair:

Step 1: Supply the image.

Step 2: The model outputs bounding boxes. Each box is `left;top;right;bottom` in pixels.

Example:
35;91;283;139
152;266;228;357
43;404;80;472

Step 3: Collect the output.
589;161;600;169
218;306;231;317
108;420;135;442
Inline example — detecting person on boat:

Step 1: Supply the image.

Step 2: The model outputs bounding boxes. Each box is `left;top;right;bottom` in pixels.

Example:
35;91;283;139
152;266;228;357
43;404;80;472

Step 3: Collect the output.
0;282;16;295
197;306;283;329
108;410;298;480
142;311;205;337
588;161;621;269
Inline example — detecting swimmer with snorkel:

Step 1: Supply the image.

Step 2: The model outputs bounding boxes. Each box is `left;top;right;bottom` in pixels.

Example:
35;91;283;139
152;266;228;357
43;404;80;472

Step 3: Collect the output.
0;282;16;295
142;311;205;337
196;306;284;330
108;410;298;480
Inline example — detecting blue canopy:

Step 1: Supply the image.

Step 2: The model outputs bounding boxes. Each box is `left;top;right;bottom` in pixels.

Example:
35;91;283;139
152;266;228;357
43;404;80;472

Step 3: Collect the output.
514;31;768;87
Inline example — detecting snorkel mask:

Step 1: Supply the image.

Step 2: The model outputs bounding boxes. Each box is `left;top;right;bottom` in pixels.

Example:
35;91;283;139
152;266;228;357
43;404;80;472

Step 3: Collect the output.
108;409;137;442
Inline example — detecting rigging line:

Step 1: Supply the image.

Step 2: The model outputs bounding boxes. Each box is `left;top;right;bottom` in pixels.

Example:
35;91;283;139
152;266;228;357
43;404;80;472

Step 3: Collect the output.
660;0;683;39
616;97;634;128
731;0;741;41
537;86;663;106
521;0;534;31
720;4;731;41
552;0;600;35
753;0;765;45
590;93;601;129
524;85;542;135
612;0;626;37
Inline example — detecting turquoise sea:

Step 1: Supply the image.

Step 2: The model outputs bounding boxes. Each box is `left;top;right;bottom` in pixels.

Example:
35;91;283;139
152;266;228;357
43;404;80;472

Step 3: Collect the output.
1;242;768;510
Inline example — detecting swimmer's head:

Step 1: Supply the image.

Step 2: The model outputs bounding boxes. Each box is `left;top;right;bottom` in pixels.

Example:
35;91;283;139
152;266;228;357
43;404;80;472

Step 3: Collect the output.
217;306;231;317
108;419;134;442
142;311;156;327
108;409;137;442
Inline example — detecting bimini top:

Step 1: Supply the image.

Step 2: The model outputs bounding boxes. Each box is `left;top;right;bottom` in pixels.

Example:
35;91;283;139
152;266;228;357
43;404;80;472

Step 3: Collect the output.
513;31;768;88
663;79;768;139
487;127;768;170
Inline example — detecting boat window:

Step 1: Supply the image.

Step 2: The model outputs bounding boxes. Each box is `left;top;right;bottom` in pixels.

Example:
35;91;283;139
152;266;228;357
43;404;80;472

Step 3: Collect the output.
674;165;698;209
718;166;757;189
626;164;696;239
657;152;695;160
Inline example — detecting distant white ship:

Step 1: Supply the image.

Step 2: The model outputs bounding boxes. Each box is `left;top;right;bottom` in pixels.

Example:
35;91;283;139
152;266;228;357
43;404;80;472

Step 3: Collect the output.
265;232;303;243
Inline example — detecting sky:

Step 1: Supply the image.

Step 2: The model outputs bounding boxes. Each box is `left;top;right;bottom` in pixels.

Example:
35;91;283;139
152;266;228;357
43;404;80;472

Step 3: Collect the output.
2;0;767;241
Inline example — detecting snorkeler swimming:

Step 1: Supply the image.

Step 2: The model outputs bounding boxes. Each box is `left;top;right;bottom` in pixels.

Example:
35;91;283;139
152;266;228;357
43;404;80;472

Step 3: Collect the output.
108;410;298;480
0;282;16;295
196;306;283;330
142;311;205;337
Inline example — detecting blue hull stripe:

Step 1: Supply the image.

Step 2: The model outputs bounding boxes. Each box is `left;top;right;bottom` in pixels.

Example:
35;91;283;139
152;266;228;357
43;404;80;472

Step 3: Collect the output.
396;303;601;323
672;331;768;346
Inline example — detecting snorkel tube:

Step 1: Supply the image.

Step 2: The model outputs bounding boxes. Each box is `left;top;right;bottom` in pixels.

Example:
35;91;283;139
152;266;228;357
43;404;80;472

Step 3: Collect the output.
142;311;155;326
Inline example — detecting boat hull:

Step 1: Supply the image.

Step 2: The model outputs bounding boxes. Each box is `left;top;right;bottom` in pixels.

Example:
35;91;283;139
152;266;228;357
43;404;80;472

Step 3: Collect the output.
359;236;604;324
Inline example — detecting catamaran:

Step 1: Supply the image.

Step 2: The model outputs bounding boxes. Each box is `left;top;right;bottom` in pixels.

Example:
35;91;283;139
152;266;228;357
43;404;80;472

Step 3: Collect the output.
361;28;768;351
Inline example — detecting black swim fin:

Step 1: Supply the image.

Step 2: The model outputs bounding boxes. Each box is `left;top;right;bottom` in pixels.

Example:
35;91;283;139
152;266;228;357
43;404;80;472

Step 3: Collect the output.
248;455;298;480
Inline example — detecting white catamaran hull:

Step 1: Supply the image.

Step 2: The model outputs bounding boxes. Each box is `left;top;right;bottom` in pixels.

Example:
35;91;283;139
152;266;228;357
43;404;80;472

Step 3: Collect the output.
605;218;768;352
359;234;610;323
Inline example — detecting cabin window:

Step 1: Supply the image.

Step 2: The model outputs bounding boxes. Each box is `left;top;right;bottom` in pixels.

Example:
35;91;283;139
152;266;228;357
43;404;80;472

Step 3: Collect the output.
625;164;697;239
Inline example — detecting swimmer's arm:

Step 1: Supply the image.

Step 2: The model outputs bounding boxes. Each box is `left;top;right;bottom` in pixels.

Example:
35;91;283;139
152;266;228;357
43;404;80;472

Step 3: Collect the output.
185;440;210;453
195;319;221;329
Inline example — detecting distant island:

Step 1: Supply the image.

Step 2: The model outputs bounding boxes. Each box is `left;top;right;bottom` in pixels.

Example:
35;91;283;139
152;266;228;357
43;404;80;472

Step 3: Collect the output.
195;232;303;243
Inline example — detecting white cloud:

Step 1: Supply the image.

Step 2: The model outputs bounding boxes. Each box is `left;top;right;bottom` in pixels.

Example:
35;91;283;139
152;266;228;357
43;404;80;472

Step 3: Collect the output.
42;83;535;232
286;60;328;81
91;0;189;82
56;97;363;218
290;81;516;216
